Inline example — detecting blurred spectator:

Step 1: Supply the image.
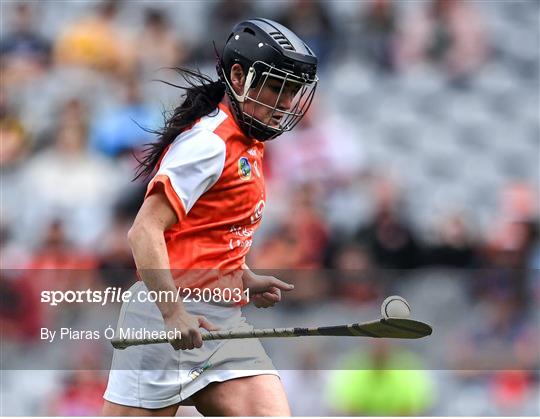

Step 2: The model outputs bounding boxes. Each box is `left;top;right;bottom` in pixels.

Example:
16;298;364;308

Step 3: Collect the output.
357;0;398;73
331;241;373;271
488;182;537;253
136;8;188;76
26;220;98;294
0;114;29;168
355;178;422;269
327;341;433;415
97;208;136;289
0;2;51;85
38;98;89;151
21;221;99;333
482;219;537;302
357;208;422;269
330;241;381;303
396;0;488;85
479;183;539;304
248;228;299;269
285;184;330;268
89;75;159;157
251;184;329;270
0;270;43;341
0;108;31;245
54;1;135;77
276;0;337;68
27;220;97;271
266;100;365;191
424;213;477;267
17;118;124;247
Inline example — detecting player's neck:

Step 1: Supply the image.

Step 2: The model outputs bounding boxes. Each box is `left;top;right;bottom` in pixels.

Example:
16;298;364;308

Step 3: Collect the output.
220;97;247;137
220;96;237;122
220;96;264;145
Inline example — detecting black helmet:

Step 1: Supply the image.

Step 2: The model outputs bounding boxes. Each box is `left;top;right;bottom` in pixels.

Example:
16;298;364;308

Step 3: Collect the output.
217;18;318;141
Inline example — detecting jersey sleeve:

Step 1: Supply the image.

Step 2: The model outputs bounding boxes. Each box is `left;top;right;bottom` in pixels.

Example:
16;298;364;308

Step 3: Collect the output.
145;129;226;222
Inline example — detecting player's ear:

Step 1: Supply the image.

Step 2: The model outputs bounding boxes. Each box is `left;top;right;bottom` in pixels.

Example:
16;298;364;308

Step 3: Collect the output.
230;64;246;95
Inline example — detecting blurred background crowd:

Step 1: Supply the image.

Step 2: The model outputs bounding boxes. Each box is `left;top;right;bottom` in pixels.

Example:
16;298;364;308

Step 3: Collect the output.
1;0;539;416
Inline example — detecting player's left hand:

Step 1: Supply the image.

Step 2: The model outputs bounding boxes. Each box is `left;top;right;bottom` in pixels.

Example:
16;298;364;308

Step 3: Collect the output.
242;271;294;308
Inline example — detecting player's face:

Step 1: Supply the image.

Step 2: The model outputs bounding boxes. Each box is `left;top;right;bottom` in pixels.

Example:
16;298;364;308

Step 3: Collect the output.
228;63;316;138
243;78;300;129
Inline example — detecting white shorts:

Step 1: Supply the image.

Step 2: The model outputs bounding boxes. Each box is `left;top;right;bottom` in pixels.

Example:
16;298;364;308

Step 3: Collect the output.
103;282;279;409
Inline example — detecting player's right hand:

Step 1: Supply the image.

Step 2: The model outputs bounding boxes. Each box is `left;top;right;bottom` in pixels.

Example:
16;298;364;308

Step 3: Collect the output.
164;311;219;350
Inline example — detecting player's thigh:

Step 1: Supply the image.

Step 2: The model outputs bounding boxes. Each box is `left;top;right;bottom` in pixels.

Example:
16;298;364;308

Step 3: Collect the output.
191;374;290;416
102;400;180;416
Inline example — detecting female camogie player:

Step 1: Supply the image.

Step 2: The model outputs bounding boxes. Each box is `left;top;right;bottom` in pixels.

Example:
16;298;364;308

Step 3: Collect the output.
102;18;317;416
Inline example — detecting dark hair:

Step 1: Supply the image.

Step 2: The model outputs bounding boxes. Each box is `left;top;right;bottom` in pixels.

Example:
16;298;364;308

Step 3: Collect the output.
134;67;226;180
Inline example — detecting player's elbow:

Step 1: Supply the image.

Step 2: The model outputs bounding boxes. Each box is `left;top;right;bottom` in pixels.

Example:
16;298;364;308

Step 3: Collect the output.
127;221;156;248
127;224;141;249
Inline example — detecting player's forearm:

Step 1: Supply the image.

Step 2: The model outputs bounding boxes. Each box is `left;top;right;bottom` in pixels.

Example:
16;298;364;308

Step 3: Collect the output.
127;225;186;320
241;263;253;285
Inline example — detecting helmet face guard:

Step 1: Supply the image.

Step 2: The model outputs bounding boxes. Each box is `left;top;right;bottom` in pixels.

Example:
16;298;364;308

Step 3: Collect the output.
217;18;318;141
220;60;318;140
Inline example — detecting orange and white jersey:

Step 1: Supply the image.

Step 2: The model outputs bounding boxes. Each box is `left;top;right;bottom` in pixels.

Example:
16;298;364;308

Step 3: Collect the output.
145;103;265;289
